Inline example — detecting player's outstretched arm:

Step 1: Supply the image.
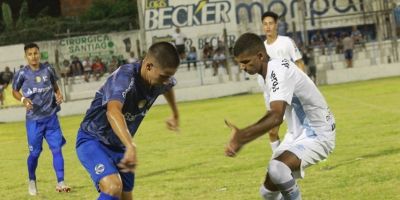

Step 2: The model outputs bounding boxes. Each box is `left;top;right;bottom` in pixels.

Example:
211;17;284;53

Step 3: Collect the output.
163;89;179;132
225;101;286;157
12;89;33;110
106;100;137;173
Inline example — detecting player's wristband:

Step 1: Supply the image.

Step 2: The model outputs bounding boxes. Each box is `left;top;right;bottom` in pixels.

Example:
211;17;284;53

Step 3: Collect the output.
20;97;25;103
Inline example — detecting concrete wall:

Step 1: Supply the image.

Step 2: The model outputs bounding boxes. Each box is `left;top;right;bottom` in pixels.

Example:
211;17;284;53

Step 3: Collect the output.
0;79;260;123
2;60;400;123
0;30;141;72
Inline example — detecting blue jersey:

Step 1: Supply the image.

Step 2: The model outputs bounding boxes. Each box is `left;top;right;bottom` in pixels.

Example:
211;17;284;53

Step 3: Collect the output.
79;63;176;150
12;63;60;120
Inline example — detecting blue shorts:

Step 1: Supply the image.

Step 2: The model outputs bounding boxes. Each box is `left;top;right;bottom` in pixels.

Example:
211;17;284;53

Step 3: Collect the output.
344;49;353;60
76;129;135;192
26;113;66;156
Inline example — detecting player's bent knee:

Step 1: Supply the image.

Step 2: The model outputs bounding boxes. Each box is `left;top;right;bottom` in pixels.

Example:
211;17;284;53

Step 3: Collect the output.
30;149;42;157
267;159;292;184
99;174;123;197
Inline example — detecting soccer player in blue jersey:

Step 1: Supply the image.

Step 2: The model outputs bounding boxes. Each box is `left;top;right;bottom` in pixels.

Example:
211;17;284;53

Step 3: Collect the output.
76;42;181;200
12;43;71;195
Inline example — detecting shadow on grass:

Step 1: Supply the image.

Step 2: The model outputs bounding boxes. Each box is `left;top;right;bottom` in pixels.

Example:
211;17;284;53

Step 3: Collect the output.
137;162;207;179
321;147;400;170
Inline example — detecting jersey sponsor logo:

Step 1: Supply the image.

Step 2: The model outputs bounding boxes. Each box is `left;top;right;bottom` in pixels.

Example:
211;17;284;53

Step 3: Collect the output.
281;59;289;68
124;111;146;122
95;164;105;175
270;71;279;92
122;78;135;99
26;85;53;95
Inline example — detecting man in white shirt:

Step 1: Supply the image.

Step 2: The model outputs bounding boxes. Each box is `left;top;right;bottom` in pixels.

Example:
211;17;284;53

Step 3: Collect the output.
260;11;306;151
225;33;336;200
172;27;187;60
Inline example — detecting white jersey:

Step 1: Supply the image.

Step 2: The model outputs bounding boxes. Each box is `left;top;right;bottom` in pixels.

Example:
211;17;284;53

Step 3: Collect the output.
258;36;303;108
264;35;302;62
264;58;335;140
172;32;186;45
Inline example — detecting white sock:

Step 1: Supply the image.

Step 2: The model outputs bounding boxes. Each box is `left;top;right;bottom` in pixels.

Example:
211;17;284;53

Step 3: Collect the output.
268;160;301;200
259;185;282;200
270;140;280;151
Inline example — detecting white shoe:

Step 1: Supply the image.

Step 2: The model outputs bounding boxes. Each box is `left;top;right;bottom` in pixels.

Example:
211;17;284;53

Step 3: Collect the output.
56;181;71;193
28;180;37;196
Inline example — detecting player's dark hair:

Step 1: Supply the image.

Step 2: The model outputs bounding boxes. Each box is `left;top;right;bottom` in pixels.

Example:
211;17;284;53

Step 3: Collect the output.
233;33;266;57
24;43;39;52
261;11;278;22
148;42;180;69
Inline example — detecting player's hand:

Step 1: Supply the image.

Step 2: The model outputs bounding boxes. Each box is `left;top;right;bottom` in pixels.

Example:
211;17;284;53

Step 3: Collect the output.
224;119;243;157
117;144;137;173
165;115;179;132
55;92;63;105
22;98;33;111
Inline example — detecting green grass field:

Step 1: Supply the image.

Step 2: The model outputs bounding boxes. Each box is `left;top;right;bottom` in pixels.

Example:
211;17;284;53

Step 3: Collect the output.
1;77;400;200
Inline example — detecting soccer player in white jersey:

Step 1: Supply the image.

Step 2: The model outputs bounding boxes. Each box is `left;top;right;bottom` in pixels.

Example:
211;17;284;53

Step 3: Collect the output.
260;11;306;152
225;33;336;200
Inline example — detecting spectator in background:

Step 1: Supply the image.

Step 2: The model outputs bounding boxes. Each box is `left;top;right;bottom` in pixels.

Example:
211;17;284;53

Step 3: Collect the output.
127;51;138;64
303;47;317;84
216;39;226;52
0;66;14;84
82;57;92;82
277;16;288;36
212;48;226;76
60;59;71;84
70;56;83;76
0;66;14;105
186;46;197;71
108;56;119;73
311;30;326;55
351;25;365;50
91;57;105;81
172;27;187;60
342;33;354;68
336;32;345;54
351;26;363;44
202;42;213;68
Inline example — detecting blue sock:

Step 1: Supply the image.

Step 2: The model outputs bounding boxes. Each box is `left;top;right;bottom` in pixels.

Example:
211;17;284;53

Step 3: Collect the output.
98;192;119;200
27;154;39;180
51;149;65;183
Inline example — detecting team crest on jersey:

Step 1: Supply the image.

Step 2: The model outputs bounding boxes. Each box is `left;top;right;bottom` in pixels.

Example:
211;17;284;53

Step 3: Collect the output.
125;112;136;121
35;76;41;83
95;164;105;174
138;100;147;109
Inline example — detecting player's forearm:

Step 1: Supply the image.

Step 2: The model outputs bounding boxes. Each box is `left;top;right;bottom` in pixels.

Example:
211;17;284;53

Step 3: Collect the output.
106;104;135;149
163;89;179;118
53;83;61;93
12;90;23;101
238;112;283;145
